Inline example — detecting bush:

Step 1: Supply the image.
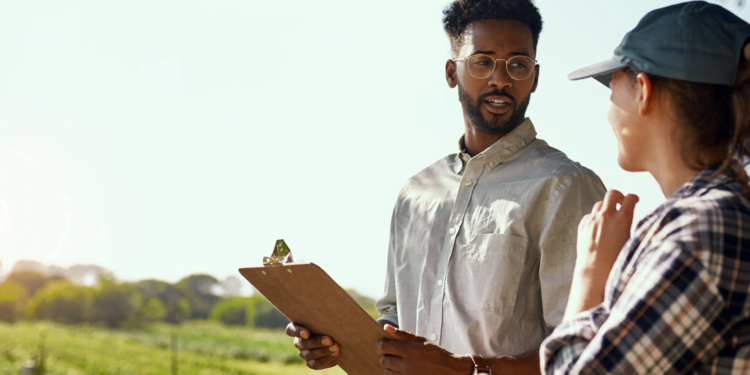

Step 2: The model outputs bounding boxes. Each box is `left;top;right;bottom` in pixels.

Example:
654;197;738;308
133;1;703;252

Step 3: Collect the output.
0;281;28;322
92;280;140;328
140;298;167;322
209;295;288;329
174;298;192;323
28;281;91;324
176;274;220;320
209;297;251;326
121;297;168;328
252;298;288;329
6;271;47;297
134;279;190;324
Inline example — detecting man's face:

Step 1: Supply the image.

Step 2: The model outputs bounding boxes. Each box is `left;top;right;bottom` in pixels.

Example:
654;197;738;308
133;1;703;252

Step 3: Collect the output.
447;19;539;134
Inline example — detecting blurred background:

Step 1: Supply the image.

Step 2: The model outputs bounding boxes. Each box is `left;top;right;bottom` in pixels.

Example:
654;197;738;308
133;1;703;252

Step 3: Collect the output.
0;0;747;373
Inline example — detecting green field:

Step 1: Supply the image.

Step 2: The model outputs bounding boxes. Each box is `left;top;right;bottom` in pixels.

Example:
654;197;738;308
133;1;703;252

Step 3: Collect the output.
0;321;347;375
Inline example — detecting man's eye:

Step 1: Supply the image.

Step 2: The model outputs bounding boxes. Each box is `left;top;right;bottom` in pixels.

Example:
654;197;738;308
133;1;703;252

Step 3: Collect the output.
510;63;526;69
473;61;490;66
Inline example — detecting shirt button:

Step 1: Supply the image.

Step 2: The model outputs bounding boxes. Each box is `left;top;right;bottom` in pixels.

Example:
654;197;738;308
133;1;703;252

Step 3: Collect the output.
462;154;469;161
488;162;495;167
437;279;443;286
430;333;437;341
464;180;472;186
449;228;456;235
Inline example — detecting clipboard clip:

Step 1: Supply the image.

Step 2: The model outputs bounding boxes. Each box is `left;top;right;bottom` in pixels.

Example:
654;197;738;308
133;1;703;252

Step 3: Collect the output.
263;239;294;266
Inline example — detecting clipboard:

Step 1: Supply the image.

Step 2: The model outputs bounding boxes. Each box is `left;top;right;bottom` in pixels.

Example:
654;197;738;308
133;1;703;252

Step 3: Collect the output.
239;261;390;375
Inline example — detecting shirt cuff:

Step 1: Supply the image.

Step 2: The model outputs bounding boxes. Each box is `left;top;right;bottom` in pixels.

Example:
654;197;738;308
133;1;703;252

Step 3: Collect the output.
377;315;399;327
541;305;607;374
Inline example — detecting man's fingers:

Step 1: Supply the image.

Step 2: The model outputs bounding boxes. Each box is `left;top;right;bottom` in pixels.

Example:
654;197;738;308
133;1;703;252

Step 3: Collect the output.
304;355;338;370
380;354;406;372
294;335;334;350
620;194;640;216
285;323;310;339
591;200;603;214
285;322;295;338
298;344;340;361
384;324;427;343
288;324;338;370
377;339;419;356
602;189;625;212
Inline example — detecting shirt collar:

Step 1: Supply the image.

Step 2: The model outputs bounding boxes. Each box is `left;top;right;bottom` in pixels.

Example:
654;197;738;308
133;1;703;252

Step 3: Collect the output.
455;118;537;174
635;162;740;229
672;161;741;199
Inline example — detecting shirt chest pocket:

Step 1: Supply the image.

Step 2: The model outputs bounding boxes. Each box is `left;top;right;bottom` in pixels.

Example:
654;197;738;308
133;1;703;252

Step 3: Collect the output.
450;233;528;313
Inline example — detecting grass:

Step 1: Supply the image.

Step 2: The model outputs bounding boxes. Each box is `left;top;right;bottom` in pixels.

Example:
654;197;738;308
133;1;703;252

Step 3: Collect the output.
0;321;346;375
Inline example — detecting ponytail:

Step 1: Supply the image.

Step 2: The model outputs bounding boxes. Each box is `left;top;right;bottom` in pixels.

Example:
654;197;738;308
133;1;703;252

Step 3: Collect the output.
721;44;750;191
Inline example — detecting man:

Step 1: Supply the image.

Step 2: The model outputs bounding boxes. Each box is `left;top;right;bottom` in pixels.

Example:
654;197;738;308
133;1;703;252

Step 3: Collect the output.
287;1;606;373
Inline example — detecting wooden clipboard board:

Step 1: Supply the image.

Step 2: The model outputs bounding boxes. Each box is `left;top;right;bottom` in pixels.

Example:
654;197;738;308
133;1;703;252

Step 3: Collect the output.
239;263;390;375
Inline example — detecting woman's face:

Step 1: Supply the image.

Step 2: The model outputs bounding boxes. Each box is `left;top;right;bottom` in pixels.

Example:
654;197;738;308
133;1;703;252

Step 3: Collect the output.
607;69;649;172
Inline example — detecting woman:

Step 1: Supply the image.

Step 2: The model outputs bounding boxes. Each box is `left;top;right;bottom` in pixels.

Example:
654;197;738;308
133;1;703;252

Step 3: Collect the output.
542;2;750;374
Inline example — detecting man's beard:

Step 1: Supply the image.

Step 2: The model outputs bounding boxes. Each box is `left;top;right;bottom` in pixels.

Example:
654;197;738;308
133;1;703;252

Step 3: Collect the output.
458;84;530;135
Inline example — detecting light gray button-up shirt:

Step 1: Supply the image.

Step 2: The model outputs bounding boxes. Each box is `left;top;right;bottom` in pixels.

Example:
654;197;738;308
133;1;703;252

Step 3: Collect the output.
376;118;606;357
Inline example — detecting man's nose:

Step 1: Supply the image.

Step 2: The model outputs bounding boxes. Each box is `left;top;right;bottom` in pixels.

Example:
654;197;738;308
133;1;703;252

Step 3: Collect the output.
487;62;513;88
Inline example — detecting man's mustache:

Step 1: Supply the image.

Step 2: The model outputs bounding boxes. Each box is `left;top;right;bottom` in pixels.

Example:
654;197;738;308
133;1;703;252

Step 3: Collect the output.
478;89;516;105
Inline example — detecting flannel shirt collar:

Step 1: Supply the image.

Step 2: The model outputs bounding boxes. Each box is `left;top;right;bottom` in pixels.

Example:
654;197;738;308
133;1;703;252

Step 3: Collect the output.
635;162;737;230
455;118;537;175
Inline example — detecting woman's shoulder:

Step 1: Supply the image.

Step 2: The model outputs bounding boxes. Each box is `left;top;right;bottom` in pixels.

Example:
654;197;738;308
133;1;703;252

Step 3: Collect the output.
648;184;750;279
668;182;750;226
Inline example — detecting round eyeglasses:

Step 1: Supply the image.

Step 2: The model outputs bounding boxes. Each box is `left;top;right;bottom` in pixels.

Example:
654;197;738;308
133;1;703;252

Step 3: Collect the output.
452;54;537;80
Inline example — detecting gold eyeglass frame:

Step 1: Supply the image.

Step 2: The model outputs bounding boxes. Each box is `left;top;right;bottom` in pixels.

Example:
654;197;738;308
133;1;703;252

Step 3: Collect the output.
452;54;538;80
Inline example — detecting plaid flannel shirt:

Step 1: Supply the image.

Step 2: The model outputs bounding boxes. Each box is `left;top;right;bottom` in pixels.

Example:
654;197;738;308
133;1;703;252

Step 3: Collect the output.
542;164;750;374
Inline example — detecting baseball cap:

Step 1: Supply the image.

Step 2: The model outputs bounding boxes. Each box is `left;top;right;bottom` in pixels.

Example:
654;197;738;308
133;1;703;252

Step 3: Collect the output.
568;1;750;87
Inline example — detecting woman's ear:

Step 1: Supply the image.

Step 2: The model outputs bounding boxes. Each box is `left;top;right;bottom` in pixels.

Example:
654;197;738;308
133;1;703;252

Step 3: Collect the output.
446;60;458;88
743;43;750;61
636;72;653;116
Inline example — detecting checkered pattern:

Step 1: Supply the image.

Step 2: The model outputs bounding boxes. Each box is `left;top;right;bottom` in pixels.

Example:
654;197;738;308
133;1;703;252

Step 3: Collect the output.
542;164;750;374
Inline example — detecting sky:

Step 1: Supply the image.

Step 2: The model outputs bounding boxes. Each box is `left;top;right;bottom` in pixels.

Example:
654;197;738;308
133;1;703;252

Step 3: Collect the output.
1;0;748;299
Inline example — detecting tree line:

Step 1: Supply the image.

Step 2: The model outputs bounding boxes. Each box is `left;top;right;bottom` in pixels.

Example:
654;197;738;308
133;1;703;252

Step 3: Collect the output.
0;269;288;329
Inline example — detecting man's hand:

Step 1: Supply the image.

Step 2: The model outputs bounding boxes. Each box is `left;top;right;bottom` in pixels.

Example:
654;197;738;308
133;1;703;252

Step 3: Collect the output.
285;322;340;370
565;189;639;319
377;325;473;375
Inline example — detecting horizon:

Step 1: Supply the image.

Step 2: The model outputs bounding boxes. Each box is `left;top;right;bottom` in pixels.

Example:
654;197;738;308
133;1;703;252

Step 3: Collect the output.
0;259;256;297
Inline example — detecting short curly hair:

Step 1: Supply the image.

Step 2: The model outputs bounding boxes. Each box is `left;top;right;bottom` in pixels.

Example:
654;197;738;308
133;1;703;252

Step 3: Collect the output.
443;0;543;57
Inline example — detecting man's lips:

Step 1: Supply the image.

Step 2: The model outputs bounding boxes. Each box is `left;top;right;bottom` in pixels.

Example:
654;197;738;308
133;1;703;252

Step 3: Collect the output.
482;95;514;115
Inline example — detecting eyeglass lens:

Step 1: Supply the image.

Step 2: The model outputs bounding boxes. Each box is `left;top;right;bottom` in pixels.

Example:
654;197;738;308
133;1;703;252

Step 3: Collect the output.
467;55;534;80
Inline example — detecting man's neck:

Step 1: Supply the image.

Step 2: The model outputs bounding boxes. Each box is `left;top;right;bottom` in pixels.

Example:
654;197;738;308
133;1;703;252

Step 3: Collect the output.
462;117;505;157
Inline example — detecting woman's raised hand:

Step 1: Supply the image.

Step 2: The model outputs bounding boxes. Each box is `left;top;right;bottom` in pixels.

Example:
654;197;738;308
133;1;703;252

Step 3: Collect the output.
564;190;639;319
